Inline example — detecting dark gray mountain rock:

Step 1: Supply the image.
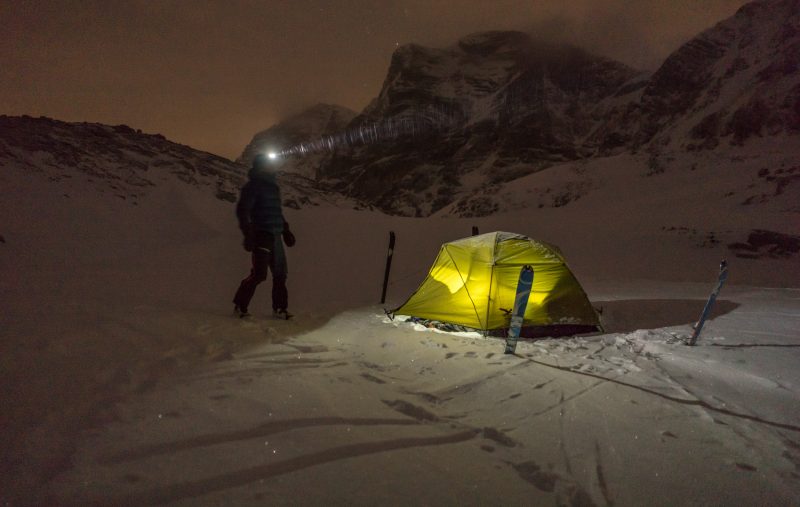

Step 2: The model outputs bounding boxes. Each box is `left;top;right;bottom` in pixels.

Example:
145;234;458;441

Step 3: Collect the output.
599;0;800;150
317;31;640;216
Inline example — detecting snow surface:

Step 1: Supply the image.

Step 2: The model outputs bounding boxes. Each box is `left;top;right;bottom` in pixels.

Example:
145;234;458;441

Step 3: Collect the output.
2;155;799;505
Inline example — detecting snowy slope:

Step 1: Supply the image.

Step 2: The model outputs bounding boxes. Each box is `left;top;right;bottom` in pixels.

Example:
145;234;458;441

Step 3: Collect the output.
3;139;799;504
0;115;366;212
0;117;373;503
438;136;800;282
41;291;800;506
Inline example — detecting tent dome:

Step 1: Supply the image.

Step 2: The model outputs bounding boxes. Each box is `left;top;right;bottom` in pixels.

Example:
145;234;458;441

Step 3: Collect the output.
392;231;600;334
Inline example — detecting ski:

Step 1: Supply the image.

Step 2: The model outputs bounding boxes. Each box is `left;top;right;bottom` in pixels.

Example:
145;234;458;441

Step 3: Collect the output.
687;259;729;346
504;265;534;355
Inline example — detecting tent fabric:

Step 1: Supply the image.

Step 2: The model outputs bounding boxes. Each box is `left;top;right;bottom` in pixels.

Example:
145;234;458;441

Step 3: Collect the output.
392;231;599;331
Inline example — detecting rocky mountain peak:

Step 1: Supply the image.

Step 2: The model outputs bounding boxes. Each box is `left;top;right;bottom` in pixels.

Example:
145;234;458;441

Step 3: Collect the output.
314;32;640;216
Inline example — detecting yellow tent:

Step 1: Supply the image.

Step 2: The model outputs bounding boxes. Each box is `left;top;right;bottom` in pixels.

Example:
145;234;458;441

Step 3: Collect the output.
392;232;600;334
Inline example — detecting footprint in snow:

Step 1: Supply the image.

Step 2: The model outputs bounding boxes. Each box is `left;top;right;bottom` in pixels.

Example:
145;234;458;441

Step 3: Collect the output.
482;427;517;448
360;373;386;384
512;461;560;492
660;430;678;441
382;399;439;422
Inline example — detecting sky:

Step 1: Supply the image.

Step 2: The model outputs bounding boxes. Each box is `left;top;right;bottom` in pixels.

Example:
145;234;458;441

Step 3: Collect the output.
1;0;750;160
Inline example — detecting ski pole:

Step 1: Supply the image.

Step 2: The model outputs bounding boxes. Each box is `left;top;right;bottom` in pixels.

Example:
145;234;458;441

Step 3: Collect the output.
380;231;396;304
688;259;729;346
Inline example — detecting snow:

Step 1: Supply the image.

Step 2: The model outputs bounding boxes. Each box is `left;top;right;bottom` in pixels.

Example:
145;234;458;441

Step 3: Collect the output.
2;152;800;505
40;293;800;505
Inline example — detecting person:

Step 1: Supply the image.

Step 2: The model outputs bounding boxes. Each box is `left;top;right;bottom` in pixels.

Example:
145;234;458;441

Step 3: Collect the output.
233;153;296;319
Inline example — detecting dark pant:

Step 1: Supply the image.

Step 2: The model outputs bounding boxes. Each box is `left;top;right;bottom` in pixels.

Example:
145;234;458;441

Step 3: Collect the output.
233;232;288;311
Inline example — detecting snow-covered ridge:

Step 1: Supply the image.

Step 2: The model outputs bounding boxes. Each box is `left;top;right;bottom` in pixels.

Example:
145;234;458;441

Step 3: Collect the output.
0;115;244;203
0;115;367;210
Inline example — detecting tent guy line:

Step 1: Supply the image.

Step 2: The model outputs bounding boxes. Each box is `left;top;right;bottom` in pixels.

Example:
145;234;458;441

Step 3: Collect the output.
522;356;800;433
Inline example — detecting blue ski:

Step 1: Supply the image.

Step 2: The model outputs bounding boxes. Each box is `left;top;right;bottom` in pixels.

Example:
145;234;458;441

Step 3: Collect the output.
504;265;534;354
687;259;729;346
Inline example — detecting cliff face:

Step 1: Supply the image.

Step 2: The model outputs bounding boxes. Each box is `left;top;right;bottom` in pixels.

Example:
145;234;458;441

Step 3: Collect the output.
316;31;640;216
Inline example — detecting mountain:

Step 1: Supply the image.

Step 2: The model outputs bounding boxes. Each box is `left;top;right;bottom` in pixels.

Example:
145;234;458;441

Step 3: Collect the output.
318;32;642;216
0;115;364;211
244;0;799;217
595;0;800;151
441;0;800;218
238;104;357;179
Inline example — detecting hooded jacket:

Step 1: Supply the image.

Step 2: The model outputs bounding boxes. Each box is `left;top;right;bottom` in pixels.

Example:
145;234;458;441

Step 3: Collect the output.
236;167;285;236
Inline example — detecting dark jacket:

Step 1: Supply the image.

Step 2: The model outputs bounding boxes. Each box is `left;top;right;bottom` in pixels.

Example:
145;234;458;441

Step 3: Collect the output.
236;167;285;236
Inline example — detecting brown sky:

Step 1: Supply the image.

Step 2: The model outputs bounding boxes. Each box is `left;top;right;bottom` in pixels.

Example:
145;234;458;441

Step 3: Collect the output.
1;0;749;160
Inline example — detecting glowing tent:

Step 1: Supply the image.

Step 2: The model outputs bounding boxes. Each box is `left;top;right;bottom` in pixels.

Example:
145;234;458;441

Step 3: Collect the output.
392;232;600;335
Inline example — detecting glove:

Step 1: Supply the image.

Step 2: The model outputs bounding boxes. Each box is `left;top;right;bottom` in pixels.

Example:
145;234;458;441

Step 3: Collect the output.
243;235;254;252
282;222;296;247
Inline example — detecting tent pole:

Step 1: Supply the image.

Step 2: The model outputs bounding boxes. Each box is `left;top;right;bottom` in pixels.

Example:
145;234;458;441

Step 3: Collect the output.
484;232;497;336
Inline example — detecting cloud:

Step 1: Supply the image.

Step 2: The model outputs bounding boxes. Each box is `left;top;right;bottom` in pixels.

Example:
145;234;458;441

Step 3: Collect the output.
398;0;748;70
